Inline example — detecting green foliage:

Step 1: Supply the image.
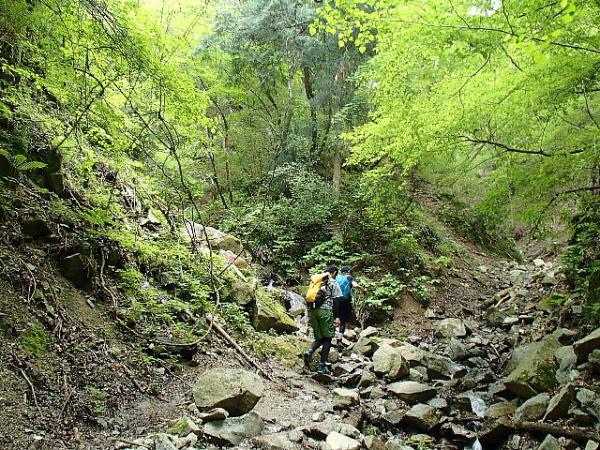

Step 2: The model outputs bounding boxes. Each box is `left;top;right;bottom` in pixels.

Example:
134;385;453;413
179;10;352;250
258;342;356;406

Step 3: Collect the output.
304;236;349;269
563;196;600;322
0;149;47;172
78;207;114;228
353;272;406;326
84;387;108;416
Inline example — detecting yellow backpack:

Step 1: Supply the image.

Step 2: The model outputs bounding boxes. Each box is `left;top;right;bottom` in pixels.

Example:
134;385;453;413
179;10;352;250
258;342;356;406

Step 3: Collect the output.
306;273;329;308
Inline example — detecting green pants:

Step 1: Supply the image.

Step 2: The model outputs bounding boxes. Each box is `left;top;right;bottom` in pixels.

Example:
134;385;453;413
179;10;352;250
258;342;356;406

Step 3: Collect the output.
309;308;334;339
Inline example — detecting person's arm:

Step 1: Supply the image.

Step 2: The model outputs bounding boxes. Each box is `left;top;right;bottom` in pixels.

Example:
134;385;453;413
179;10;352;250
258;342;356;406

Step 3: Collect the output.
351;278;367;293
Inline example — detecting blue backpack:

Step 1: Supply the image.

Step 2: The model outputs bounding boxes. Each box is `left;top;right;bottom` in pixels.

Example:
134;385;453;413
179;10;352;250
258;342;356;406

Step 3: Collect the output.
336;274;352;300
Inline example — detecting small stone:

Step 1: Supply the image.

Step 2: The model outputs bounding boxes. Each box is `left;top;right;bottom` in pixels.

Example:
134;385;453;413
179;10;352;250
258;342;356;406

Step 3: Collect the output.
352;336;376;356
485;402;516;419
343;329;357;341
171;433;198;449
588;349;600;373
541;274;556;286
198;407;229;422
533;259;545;268
360;326;378;338
169;416;200;435
312;412;326;422
502;317;520;327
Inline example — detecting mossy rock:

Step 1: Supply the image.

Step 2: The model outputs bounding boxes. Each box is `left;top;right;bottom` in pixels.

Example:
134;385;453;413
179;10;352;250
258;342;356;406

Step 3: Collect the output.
485;307;504;327
252;288;298;333
504;334;560;398
20;324;50;358
229;278;256;306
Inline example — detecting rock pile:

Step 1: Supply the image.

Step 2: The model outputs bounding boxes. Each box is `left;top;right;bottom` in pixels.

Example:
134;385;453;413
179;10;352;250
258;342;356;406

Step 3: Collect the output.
116;259;600;450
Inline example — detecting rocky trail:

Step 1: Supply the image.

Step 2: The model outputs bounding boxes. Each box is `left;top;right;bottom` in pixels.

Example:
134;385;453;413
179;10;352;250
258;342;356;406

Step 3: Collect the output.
96;256;600;450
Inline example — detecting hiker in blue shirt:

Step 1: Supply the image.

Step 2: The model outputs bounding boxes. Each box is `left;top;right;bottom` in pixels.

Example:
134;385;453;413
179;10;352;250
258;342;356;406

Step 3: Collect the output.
334;266;367;333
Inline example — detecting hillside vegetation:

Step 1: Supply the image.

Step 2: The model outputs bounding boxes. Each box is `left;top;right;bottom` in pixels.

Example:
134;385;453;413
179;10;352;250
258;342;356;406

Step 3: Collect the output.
0;1;599;449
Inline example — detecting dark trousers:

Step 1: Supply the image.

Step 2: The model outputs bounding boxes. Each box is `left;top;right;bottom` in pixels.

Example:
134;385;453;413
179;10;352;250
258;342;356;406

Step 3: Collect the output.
334;297;352;333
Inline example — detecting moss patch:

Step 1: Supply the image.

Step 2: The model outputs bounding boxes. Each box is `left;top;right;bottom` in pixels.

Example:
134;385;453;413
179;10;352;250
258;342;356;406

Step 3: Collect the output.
20;324;50;358
249;333;308;365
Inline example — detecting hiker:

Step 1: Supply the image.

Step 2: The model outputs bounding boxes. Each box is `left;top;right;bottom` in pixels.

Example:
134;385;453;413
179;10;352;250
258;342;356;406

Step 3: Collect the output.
334;265;367;333
303;264;343;374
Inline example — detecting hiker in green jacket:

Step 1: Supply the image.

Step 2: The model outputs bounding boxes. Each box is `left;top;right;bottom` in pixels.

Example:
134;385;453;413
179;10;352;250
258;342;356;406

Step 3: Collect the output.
303;264;343;374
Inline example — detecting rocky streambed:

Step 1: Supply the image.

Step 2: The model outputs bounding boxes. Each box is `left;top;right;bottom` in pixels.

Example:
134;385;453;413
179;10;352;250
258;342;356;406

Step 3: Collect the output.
114;259;600;450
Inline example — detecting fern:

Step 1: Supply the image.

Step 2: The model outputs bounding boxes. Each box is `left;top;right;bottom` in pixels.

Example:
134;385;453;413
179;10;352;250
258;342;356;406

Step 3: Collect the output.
0;149;47;172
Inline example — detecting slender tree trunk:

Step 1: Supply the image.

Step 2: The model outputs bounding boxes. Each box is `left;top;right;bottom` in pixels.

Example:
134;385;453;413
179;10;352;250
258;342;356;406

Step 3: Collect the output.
278;63;296;156
302;66;318;158
330;60;349;239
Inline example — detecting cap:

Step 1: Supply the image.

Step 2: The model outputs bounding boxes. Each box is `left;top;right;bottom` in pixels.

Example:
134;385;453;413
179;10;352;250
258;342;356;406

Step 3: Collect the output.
325;264;339;274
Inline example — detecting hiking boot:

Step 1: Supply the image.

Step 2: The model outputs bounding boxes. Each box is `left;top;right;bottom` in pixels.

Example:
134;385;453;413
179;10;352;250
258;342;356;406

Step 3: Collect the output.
303;351;312;368
316;363;329;374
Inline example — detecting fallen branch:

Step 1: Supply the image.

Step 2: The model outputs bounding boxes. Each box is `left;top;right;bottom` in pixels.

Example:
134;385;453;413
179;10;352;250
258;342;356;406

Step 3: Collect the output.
19;368;41;414
206;314;273;382
514;421;600;443
113;438;151;449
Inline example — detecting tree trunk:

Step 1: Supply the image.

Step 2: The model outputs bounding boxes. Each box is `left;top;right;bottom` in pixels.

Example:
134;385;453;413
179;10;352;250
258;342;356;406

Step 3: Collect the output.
302;66;318;158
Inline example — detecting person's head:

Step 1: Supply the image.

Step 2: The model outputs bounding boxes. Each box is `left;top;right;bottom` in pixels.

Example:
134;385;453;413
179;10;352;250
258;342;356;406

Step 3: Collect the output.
341;266;350;274
325;264;339;277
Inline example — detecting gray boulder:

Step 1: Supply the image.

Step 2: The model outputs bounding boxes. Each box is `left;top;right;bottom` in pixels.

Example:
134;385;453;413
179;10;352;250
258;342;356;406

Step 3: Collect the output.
252;432;302;450
154;434;178;450
504;334;561;398
446;338;468;361
363;435;386;450
192;368;264;416
372;344;410;380
513;393;550;423
203;411;264;446
402;404;439;431
182;223;244;254
589;349;600;373
326;431;361;450
555;345;577;384
574;327;600;363
538;434;561;450
353;336;377;356
421;352;466;380
435;318;467;338
484;402;516;420
396;343;425;367
388;381;436;404
253;288;299;333
332;388;359;409
544;383;574;421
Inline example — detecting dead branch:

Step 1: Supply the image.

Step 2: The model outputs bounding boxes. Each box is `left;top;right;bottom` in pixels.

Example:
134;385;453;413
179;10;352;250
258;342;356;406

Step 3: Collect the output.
207;314;273;382
19;368;41;414
514;421;600;443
